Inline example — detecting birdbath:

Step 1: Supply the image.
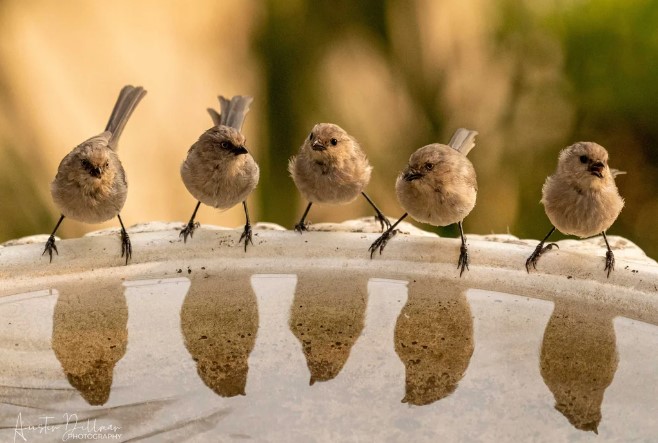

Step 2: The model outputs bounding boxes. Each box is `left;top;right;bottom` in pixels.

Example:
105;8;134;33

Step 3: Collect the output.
0;219;657;441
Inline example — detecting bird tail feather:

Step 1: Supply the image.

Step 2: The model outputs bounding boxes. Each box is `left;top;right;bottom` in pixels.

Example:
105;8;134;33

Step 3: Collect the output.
207;108;222;126
105;85;147;150
448;128;478;156
207;95;253;130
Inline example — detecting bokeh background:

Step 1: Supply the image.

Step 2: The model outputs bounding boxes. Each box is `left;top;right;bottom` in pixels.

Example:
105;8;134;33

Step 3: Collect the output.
0;0;656;259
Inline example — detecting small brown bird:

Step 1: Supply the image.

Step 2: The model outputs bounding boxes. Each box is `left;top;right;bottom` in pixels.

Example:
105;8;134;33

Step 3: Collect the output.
180;95;259;251
44;85;147;264
526;142;625;277
288;123;390;232
369;128;478;276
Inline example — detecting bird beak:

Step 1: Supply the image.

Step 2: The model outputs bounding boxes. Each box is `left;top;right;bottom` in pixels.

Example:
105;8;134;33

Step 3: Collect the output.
312;140;326;152
403;169;423;182
91;167;102;177
589;161;604;178
231;145;249;156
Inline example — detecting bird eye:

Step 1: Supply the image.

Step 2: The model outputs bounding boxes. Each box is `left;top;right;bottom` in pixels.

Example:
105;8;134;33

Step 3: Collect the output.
309;133;313;141
579;155;588;164
330;138;338;146
81;159;90;168
105;161;109;168
220;141;230;149
425;162;434;171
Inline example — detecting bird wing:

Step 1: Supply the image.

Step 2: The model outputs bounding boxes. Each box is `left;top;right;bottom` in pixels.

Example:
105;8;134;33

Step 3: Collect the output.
448;128;478;156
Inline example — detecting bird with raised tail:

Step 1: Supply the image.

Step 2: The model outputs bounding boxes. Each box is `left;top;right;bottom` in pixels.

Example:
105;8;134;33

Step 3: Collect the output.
525;141;625;277
369;128;478;276
289;123;390;233
180;95;259;251
45;85;147;265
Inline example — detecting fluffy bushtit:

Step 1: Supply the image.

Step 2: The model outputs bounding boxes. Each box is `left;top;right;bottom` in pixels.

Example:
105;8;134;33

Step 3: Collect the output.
44;85;147;264
288;123;390;232
180;95;259;251
369;129;478;276
526;142;625;277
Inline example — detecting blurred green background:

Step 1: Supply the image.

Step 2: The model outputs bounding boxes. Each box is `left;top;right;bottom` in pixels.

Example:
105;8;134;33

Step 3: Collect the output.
0;0;656;259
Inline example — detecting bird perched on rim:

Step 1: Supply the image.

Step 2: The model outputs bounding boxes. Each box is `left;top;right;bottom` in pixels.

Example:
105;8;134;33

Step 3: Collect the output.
525;142;625;277
369;128;479;277
288;123;390;233
180;95;259;251
44;85;147;265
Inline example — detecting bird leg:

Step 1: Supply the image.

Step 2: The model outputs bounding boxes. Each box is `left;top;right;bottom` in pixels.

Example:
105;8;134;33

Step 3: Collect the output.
525;226;558;272
369;213;408;258
42;214;65;263
361;192;391;231
180;201;201;242
239;201;254;252
294;202;313;233
457;221;469;277
602;231;615;278
117;214;132;265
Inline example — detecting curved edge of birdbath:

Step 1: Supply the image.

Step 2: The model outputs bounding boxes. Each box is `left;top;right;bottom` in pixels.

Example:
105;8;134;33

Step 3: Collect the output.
1;217;656;324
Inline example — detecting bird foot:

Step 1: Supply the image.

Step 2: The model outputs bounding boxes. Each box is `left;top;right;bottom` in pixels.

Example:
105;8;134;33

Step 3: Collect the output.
525;242;559;272
604;250;615;278
369;228;399;258
121;229;132;265
180;221;200;243
42;235;58;263
294;221;309;233
374;212;392;232
458;243;469;277
239;222;253;252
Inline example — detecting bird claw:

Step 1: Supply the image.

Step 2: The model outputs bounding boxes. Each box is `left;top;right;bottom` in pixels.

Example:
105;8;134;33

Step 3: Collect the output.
180;221;200;243
239;223;253;252
458;243;469;277
604;250;615;278
369;229;399;258
294;221;309;233
121;229;132;265
525;242;559;273
374;212;391;232
42;235;58;263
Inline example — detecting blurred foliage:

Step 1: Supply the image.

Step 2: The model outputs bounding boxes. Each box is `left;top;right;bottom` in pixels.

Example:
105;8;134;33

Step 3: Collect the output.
549;0;658;256
491;0;658;258
0;26;52;240
0;142;52;240
254;0;446;227
0;0;656;260
252;0;658;257
555;0;658;132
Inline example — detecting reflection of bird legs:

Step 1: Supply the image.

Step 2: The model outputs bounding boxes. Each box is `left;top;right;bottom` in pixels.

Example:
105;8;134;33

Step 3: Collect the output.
369;213;407;258
294;202;313;233
180;201;201;242
117;214;132;265
457;221;469;277
239;201;254;252
43;215;65;263
602;231;614;278
361;192;391;231
525;226;559;272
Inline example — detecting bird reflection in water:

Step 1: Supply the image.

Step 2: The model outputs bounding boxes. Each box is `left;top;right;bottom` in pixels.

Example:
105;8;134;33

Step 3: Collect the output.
394;279;473;405
540;301;618;434
52;278;128;405
289;271;368;385
181;270;257;397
